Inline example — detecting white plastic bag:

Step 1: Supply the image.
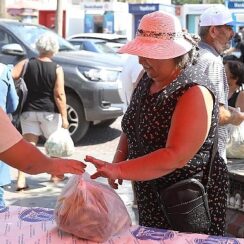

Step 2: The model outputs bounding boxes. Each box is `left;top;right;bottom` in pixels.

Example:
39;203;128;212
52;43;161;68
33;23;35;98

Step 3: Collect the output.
226;122;244;158
55;173;132;242
44;128;74;157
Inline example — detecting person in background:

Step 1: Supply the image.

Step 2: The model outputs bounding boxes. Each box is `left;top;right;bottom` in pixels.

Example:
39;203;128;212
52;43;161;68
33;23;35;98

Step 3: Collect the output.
222;32;243;61
224;60;244;111
225;60;244;159
12;33;69;190
119;55;144;108
85;11;228;236
0;107;85;179
197;5;244;162
0;63;19;206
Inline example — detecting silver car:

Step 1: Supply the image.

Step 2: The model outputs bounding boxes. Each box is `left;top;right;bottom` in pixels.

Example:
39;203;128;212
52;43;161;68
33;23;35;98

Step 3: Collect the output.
0;20;124;143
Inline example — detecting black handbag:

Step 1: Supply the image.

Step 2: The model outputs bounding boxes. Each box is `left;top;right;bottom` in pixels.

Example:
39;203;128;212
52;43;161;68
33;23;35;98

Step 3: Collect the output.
134;81;217;233
157;132;217;233
158;177;211;233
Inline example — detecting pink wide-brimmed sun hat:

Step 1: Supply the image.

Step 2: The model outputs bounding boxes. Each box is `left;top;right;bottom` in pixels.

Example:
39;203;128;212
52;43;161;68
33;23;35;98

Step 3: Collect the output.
118;11;192;60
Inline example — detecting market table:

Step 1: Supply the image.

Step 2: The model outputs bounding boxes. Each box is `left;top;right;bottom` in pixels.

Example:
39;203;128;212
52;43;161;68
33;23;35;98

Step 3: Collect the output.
0;206;243;244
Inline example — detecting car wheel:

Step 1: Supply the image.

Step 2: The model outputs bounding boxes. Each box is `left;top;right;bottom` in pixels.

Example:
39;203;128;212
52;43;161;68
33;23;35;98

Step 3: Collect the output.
96;118;117;127
66;93;90;144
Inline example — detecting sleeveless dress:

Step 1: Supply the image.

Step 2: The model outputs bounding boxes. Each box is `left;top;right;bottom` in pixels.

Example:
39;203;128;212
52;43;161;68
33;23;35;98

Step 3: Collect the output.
228;90;239;107
121;65;229;236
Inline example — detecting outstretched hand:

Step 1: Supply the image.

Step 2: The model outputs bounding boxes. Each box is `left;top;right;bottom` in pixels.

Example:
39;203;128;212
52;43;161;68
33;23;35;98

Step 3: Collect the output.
84;155;122;189
52;158;86;175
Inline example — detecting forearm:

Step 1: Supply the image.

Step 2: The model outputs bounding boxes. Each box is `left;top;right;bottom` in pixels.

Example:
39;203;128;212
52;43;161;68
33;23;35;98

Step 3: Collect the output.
112;132;128;163
219;105;232;125
55;94;67;120
0;139;55;174
116;148;178;181
219;105;244;125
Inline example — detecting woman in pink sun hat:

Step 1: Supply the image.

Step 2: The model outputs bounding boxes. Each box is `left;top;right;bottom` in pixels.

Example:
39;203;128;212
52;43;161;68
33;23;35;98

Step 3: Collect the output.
85;11;228;236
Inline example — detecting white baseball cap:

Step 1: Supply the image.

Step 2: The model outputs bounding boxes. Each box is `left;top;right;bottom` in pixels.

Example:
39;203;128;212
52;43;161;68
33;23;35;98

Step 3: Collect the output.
200;5;237;27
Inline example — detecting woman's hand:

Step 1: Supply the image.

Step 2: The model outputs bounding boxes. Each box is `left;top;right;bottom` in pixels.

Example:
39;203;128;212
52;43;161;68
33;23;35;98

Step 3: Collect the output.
52;158;86;175
62;117;69;129
84;155;122;189
108;178;123;189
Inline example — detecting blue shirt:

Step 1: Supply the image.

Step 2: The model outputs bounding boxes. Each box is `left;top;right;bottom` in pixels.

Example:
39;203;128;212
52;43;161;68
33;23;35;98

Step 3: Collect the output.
0;64;19;113
0;63;19;186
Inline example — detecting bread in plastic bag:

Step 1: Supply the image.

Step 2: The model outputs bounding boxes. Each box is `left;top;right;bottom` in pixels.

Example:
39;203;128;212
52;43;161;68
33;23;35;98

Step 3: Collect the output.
226;122;244;158
44;128;74;157
55;173;132;242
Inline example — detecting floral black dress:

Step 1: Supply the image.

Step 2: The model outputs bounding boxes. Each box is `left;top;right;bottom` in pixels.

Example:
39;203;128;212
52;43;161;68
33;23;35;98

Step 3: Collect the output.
121;65;229;236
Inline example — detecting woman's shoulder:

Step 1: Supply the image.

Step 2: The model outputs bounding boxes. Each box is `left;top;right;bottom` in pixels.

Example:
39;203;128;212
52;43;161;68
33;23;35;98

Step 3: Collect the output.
236;90;244;105
180;65;217;98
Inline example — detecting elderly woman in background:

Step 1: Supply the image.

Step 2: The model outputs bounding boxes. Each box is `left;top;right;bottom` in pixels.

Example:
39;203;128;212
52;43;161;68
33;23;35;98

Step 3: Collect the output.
12;33;69;190
85;11;229;236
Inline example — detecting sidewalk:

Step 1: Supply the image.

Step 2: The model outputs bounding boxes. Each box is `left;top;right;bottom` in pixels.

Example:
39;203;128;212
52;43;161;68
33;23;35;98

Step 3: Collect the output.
4;146;139;225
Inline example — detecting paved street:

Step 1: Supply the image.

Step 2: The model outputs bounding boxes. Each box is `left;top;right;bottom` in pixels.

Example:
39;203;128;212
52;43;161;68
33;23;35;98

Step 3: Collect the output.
4;116;139;225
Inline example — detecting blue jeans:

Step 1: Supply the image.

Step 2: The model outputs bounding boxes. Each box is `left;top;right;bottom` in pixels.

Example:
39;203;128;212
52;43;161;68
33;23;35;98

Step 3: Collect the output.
0;187;5;207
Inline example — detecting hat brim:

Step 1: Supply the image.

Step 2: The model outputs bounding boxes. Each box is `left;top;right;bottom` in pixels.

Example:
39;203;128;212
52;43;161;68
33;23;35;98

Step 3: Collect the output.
118;37;192;59
226;20;244;26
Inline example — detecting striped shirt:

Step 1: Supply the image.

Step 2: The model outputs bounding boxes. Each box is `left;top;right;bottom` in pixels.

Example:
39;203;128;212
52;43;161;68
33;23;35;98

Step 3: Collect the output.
197;41;229;162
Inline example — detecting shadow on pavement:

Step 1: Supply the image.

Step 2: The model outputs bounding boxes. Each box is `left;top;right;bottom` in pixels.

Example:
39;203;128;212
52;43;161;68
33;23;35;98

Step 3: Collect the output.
5;178;69;209
76;125;121;146
4;180;48;193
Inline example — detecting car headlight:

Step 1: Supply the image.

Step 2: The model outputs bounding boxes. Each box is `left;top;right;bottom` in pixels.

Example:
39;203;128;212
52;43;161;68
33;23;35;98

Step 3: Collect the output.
79;67;119;82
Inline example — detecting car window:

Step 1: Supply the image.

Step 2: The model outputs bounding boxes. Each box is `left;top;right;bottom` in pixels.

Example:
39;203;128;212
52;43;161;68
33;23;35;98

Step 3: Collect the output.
112;38;127;44
0;30;15;47
6;24;75;52
95;42;116;54
72;43;85;51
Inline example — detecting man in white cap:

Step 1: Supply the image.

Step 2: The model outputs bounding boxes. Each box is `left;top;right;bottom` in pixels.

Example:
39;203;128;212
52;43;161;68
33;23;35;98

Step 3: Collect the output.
198;5;244;162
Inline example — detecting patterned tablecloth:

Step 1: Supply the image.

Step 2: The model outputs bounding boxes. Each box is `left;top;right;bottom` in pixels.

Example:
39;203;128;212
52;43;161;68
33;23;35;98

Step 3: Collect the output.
0;206;244;244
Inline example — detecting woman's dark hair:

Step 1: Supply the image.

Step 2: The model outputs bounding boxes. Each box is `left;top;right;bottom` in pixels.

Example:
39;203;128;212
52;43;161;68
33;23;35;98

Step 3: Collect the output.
225;60;244;86
223;55;239;63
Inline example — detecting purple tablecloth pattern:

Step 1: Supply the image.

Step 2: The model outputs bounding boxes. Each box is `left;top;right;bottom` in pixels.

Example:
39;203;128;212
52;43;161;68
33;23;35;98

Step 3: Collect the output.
0;206;244;243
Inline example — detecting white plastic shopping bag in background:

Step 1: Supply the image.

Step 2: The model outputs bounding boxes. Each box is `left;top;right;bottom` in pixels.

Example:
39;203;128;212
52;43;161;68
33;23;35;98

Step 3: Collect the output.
226;121;244;159
44;128;74;157
55;173;132;242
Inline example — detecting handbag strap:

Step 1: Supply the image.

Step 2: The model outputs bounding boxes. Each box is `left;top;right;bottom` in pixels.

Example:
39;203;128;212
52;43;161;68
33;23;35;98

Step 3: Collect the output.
134;80;218;191
20;59;29;78
205;125;218;190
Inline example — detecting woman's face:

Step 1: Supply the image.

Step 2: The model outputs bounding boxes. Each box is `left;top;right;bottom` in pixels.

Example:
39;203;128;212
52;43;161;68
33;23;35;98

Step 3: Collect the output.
224;63;237;87
138;56;176;82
